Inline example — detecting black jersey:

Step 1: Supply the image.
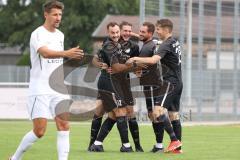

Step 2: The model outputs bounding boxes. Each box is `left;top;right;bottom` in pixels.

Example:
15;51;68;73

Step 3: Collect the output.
97;38;119;93
119;38;140;58
97;37;130;107
97;38;120;79
118;37;140;81
139;40;161;86
139;40;155;57
155;37;182;83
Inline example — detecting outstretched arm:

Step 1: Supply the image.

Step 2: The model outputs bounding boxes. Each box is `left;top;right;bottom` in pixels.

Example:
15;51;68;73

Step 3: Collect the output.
126;55;161;65
38;46;84;59
111;63;133;73
111;62;147;74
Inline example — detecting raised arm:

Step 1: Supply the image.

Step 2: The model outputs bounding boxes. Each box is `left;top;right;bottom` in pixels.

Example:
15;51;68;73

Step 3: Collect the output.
38;46;84;59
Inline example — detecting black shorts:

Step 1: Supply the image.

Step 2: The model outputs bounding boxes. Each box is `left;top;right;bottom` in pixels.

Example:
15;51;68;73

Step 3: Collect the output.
111;73;131;106
97;75;127;112
144;86;158;112
121;74;134;106
155;81;183;112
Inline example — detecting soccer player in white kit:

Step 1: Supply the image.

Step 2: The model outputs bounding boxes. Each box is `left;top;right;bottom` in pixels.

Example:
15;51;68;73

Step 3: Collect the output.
9;1;84;160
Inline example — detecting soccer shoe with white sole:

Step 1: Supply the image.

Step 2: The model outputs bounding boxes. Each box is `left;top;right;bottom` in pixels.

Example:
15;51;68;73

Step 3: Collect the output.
89;144;104;152
150;145;164;153
120;145;133;152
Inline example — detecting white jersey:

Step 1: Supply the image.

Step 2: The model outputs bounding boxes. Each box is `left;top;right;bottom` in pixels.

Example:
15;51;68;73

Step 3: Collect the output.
29;26;67;96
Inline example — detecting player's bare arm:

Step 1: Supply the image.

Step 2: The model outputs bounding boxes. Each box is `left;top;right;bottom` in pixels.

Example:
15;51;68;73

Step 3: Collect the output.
130;32;140;39
38;46;84;59
126;55;161;65
111;63;132;73
92;55;109;69
111;62;147;74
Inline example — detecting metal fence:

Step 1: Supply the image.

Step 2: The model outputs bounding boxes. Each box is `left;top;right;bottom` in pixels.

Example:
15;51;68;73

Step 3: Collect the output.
0;65;29;83
139;0;240;121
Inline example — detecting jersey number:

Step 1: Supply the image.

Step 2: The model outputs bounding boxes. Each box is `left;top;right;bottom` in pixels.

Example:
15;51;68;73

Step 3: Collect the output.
175;45;182;64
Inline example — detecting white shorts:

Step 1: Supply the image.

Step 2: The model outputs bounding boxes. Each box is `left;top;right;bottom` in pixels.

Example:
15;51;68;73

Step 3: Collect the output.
27;94;71;120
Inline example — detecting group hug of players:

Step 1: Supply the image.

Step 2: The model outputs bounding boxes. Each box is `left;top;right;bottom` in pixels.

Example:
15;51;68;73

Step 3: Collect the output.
87;19;183;154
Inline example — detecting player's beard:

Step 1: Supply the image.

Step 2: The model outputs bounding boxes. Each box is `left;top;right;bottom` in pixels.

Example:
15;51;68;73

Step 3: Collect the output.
140;36;148;42
111;36;119;42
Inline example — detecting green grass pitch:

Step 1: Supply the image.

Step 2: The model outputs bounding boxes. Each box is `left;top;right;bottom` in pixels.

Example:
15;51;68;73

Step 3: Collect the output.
1;121;239;160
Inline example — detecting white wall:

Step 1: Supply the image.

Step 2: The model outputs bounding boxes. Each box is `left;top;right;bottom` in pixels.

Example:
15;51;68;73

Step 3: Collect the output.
0;88;29;119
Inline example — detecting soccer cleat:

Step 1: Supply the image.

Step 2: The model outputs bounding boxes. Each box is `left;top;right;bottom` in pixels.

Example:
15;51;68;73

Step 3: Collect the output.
87;145;91;152
171;149;183;154
87;142;94;151
89;144;104;152
120;145;133;152
135;146;144;152
165;140;182;152
150;145;164;153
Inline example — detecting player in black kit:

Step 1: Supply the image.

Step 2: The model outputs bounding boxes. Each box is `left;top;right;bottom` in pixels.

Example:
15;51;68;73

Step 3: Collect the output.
135;22;166;153
117;21;144;152
88;21;144;152
89;22;133;152
127;19;182;153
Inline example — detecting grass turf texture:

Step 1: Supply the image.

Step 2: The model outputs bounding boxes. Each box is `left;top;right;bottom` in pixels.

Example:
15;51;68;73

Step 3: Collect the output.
1;121;239;160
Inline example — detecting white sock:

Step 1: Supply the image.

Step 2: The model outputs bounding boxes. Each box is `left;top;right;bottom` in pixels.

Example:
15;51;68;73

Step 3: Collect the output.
94;141;102;145
11;130;39;160
155;143;163;148
123;143;131;148
57;131;70;160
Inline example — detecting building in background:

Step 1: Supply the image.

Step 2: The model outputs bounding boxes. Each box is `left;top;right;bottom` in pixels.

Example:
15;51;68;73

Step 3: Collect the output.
0;43;22;65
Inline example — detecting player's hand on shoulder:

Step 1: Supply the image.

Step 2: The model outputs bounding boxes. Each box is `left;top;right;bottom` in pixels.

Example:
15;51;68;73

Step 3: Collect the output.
65;46;84;59
130;32;140;38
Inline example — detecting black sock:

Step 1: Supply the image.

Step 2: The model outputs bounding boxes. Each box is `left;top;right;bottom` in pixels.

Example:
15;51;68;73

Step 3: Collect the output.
172;120;182;149
96;117;116;142
117;116;129;144
152;121;164;144
158;114;177;141
145;97;153;107
128;117;141;148
89;114;103;147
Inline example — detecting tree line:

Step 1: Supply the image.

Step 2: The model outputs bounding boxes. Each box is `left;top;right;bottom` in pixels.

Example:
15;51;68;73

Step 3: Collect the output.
0;0;139;65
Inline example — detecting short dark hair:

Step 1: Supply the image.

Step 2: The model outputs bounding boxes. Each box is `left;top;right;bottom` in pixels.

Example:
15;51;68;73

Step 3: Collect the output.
120;21;132;30
107;22;119;30
43;0;64;13
156;19;173;32
142;22;155;34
